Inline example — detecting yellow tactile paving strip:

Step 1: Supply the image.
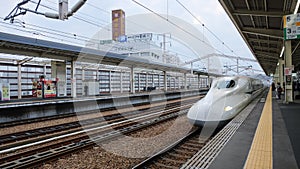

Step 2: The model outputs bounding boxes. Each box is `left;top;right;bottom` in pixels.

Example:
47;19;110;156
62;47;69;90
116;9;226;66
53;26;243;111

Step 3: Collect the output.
244;87;272;169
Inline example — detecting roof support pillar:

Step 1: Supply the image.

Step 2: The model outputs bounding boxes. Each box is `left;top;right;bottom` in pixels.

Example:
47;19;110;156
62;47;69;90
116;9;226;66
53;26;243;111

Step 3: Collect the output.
17;64;22;99
152;74;154;87
43;65;47;77
96;66;99;81
198;74;200;89
82;69;85;96
146;72;148;90
284;40;293;103
71;60;76;98
164;71;167;92
138;73;140;92
130;66;135;94
278;59;284;89
159;73;161;90
82;69;85;81
120;70;123;93
208;75;211;88
184;73;187;90
109;70;112;93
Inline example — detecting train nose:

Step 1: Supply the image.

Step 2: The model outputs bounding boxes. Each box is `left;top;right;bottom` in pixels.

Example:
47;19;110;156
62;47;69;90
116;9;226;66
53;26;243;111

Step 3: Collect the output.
188;93;215;120
187;101;210;120
187;91;228;122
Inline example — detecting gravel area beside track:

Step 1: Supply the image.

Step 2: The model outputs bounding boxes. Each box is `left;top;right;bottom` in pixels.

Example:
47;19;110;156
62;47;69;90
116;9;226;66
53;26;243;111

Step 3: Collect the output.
39;115;194;169
0;108;129;136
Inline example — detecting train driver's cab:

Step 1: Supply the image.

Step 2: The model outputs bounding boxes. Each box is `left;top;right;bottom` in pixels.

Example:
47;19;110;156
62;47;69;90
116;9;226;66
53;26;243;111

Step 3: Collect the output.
216;79;236;89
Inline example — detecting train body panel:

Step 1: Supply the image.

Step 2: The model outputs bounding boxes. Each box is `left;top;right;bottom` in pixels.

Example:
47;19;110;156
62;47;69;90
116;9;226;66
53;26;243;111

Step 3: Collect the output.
187;76;265;127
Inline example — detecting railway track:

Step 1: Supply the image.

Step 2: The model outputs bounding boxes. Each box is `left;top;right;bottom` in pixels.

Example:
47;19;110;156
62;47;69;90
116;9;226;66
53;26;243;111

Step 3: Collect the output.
131;92;265;169
0;98;198;169
0;90;208;128
0;103;135;128
0;96;202;148
132;128;211;169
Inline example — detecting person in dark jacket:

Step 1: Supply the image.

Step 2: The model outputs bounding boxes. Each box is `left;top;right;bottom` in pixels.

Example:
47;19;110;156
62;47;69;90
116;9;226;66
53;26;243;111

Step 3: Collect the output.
277;83;282;99
272;82;275;91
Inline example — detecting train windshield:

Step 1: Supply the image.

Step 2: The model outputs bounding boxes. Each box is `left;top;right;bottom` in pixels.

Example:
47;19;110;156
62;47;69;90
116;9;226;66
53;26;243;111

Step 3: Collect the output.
216;80;236;89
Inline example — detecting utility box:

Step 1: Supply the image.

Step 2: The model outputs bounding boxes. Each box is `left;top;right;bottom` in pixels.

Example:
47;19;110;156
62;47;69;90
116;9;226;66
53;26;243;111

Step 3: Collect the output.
82;80;99;96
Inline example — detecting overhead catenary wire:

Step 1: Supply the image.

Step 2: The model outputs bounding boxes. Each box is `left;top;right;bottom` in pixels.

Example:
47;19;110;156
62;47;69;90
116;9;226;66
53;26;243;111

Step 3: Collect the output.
175;0;240;57
85;2;110;14
175;0;262;71
28;0;111;30
4;1;200;63
37;0;162;33
4;0;87;21
73;1;199;61
0;17;89;44
81;0;170;37
0;21;198;69
2;1;218;69
1;18;199;69
131;0;259;74
0;18;182;60
131;0;228;56
80;1;202;63
43;0;110;25
26;0;198;59
178;0;258;69
0;20;86;46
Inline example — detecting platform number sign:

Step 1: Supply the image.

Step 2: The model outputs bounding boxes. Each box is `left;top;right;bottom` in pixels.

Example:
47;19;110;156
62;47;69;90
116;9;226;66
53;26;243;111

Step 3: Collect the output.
283;13;300;40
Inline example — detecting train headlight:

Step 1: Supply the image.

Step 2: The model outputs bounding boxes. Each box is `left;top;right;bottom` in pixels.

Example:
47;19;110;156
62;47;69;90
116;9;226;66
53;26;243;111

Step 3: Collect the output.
224;106;233;112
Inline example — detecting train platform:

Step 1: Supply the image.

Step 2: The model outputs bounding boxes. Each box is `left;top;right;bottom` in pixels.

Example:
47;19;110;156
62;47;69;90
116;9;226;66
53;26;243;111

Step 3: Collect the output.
183;88;300;169
0;89;207;124
0;89;207;109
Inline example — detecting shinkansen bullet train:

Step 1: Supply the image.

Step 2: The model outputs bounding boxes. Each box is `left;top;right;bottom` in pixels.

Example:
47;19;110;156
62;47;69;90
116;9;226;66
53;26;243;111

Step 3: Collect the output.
187;75;266;127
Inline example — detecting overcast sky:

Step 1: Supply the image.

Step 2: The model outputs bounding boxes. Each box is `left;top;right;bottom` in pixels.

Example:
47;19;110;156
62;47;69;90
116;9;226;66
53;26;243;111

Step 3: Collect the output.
0;0;263;73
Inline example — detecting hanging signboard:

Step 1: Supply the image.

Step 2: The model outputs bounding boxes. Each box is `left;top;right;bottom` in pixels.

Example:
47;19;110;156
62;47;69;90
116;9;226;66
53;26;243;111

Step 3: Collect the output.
283;13;300;40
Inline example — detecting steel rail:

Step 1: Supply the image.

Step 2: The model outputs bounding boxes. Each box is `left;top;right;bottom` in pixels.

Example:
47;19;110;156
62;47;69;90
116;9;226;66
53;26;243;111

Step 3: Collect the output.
0;104;192;169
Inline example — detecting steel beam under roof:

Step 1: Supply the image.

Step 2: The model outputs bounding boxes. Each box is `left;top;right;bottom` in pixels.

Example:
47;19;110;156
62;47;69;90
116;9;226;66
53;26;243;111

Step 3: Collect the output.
219;0;299;75
248;38;281;45
232;9;290;17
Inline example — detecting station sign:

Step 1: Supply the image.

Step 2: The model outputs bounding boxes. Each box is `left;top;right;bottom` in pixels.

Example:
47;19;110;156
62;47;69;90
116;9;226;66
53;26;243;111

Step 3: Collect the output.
100;40;113;45
127;33;153;41
118;35;127;42
283;13;300;40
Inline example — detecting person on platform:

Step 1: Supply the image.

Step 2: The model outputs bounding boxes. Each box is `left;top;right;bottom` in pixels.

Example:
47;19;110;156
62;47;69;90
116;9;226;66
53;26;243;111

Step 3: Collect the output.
272;82;275;91
277;83;283;99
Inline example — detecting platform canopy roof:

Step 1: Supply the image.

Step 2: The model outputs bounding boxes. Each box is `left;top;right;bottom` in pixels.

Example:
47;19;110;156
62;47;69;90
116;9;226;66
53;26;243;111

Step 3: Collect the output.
0;32;220;76
219;0;300;75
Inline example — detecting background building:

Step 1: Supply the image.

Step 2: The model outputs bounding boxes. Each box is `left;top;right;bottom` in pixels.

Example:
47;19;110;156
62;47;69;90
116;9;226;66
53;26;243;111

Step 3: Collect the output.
112;9;125;41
